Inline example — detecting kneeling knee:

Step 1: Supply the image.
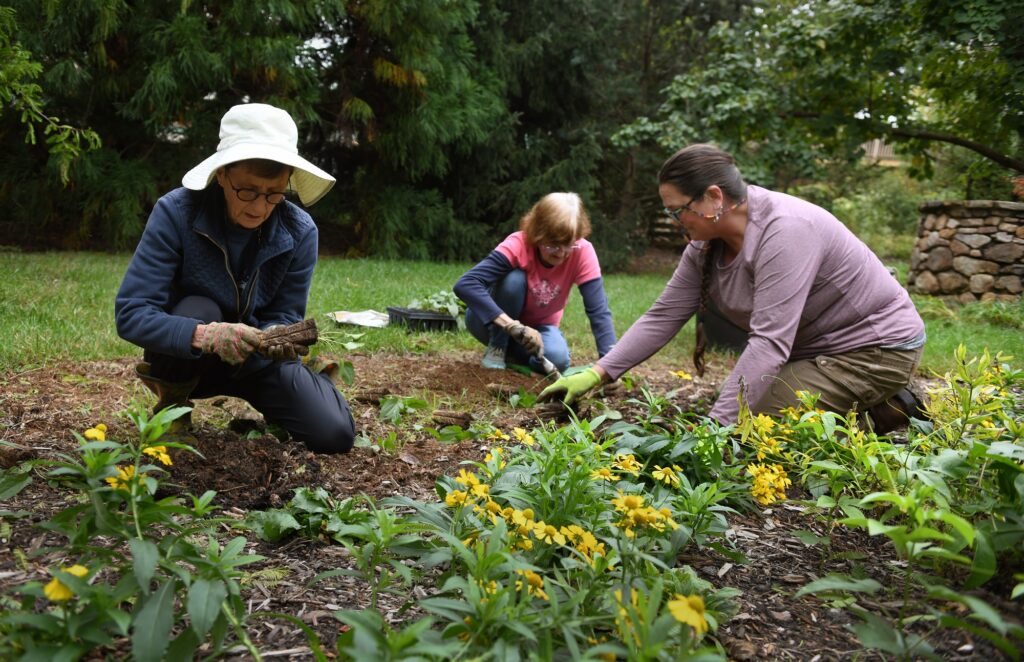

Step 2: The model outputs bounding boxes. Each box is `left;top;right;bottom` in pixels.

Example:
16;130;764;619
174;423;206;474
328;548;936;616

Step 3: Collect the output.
302;411;356;454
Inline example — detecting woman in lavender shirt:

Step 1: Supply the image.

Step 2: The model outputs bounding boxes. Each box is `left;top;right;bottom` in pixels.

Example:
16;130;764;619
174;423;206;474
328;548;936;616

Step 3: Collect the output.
540;144;926;432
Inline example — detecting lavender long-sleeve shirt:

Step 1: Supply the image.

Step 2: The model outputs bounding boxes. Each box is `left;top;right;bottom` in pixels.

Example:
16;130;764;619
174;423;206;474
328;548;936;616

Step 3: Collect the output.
597;185;925;423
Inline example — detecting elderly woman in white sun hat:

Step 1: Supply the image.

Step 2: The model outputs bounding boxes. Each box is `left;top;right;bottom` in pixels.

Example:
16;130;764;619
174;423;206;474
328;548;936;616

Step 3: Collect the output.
115;103;355;453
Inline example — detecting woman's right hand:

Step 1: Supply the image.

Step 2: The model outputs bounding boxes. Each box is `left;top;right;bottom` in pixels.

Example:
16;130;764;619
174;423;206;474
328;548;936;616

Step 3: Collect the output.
537;367;603;405
506;321;544;356
199;322;261;365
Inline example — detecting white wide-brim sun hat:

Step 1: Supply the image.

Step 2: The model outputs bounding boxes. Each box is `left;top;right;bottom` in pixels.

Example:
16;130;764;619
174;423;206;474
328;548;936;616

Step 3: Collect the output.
182;103;336;207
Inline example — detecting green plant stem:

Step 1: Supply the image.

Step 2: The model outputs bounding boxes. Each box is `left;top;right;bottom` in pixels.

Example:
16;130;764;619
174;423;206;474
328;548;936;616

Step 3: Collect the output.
221;602;261;661
129;458;144;540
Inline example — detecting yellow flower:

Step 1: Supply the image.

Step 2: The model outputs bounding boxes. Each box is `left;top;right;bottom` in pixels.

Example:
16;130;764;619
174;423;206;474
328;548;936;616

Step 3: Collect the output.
651;464;682;489
483;447;507;469
670;370;693;380
561;524;585;542
487;429;510;441
470;483;490;498
590;467;620;482
83;423;107;441
444;490;470;507
752;414;775;435
611;492;645;513
455;469;480;487
515;569;549;601
668;594;708;634
612;454;642;476
533;522;566;545
105;464;138;490
143;445;172;466
43;564;88;602
511;508;535;526
512;427;536;446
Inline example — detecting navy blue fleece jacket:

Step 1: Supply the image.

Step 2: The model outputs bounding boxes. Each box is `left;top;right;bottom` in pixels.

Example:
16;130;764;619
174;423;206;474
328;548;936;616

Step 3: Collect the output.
115;186;317;370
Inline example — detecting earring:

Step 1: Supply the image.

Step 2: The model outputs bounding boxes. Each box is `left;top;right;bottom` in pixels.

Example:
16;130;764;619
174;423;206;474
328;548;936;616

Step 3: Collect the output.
713;207;723;223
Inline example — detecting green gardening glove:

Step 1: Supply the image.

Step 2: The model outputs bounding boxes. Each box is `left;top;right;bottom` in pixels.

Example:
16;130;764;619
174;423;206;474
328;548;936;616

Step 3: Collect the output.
537;367;602;405
200;322;261;365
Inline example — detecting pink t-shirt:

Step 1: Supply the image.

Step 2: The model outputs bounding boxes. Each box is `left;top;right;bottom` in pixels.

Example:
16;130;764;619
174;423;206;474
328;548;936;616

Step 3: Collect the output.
495;231;602;327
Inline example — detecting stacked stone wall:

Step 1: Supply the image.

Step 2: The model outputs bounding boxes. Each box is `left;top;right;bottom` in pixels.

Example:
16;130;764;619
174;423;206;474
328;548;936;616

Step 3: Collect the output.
908;200;1024;302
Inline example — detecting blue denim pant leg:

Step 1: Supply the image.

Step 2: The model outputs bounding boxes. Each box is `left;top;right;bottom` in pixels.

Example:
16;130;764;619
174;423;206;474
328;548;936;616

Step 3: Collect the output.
507;324;570;373
465;269;527;348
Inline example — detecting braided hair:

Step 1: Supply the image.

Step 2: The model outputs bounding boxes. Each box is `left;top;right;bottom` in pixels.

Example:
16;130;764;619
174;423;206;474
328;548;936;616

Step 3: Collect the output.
658;144;747;376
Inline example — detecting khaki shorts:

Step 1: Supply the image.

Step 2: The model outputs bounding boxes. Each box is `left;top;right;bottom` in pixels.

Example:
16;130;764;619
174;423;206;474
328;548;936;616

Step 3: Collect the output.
752;345;923;416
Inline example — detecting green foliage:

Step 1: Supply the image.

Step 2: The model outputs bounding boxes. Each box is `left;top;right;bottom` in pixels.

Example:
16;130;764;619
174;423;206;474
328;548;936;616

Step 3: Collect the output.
739;346;1024;658
407;289;466;320
0;6;100;189
616;0;1023;189
0;408;266;660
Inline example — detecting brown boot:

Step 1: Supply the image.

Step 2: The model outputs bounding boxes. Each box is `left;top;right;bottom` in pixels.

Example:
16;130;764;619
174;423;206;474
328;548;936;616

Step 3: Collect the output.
135;362;200;431
868;387;927;435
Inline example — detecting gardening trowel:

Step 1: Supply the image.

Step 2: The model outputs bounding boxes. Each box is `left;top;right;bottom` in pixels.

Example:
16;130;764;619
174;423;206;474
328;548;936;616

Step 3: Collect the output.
536;352;562;380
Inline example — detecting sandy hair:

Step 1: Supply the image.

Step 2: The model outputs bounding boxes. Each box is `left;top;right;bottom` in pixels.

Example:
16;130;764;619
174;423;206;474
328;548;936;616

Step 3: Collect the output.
519;192;592;246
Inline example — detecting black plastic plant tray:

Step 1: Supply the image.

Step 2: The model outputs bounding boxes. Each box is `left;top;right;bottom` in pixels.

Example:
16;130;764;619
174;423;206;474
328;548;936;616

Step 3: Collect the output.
386;306;458;332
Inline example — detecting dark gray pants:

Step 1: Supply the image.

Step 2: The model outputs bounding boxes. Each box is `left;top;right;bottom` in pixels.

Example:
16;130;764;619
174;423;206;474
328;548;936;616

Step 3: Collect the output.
145;296;355;454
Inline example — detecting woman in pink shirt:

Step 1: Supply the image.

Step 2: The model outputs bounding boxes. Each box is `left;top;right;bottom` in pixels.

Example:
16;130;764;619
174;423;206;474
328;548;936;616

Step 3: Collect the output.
540;145;926;433
454;192;616;374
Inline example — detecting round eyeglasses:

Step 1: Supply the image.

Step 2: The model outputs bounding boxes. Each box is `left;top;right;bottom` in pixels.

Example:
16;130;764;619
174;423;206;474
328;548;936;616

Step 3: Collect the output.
225;173;287;205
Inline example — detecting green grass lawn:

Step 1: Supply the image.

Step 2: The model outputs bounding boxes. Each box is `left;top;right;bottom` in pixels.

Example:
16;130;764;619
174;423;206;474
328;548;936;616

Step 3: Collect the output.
0;252;1020;375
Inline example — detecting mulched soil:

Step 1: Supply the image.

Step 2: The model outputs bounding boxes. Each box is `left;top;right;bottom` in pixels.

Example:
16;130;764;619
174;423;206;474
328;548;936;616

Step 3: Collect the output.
0;351;1017;660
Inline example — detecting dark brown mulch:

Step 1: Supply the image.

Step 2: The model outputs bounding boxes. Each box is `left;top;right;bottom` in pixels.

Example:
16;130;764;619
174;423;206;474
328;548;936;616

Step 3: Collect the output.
0;352;1016;659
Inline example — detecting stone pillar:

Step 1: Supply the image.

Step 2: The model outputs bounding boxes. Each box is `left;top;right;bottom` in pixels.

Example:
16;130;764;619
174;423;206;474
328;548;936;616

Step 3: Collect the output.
908;201;1024;302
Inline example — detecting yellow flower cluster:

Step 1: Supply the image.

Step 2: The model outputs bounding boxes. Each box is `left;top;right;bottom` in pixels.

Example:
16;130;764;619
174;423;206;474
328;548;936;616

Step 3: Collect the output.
486;429;510;442
444;469;607;563
651;464;682;489
752;413;775;436
754;435;782;461
670;370;693;380
512;427;536;446
746;463;792;505
589;467;619;482
668;593;709;635
612;453;641;476
143;445;173;466
515;569;549;601
83;423;107;441
610;491;678;539
483;446;507;471
105;465;141;490
43;564;89;602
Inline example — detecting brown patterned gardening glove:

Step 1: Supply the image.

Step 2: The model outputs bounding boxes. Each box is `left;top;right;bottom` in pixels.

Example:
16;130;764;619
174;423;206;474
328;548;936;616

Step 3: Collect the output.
259;325;309;361
263;343;310;361
507;321;544;356
200;322;262;365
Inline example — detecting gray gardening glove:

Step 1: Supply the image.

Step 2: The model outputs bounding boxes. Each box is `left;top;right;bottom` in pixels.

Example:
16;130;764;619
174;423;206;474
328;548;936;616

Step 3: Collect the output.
507;321;543;356
264;343;310;361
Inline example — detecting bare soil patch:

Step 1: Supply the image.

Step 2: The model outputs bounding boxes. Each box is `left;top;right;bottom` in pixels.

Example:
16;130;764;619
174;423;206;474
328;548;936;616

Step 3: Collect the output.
0;352;1010;659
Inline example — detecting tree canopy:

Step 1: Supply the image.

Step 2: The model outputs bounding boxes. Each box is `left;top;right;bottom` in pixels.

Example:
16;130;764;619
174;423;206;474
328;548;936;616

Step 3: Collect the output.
615;0;1023;188
1;0;1019;257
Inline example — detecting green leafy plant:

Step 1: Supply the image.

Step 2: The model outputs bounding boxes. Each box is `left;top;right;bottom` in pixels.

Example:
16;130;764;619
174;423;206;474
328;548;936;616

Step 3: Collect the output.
0;408;265;660
407;290;465;320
